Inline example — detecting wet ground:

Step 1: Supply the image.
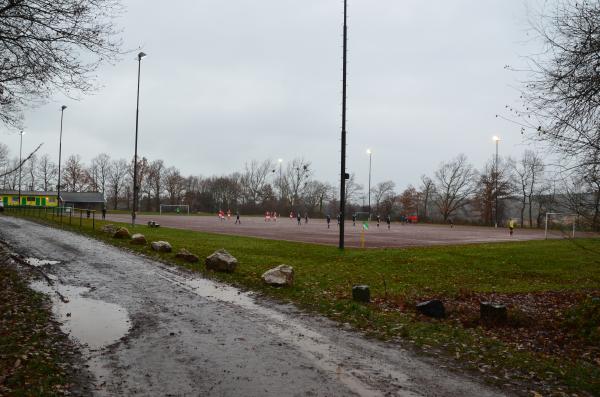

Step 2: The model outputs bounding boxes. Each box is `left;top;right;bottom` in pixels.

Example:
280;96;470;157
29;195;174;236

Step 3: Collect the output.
106;213;588;248
0;216;508;396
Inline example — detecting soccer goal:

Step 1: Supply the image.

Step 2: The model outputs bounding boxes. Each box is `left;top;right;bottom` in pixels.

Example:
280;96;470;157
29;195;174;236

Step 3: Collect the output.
159;204;190;215
544;212;577;239
353;212;371;221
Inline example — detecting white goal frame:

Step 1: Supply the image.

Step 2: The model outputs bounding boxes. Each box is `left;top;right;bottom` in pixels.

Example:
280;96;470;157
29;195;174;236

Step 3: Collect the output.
544;212;577;239
159;204;190;215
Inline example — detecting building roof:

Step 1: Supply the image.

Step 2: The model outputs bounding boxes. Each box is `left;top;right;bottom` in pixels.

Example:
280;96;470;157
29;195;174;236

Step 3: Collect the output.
60;192;105;203
0;190;58;196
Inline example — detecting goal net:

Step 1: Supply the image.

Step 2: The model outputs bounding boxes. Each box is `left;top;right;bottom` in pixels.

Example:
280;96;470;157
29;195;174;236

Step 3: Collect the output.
544;212;577;239
353;212;371;221
159;204;190;215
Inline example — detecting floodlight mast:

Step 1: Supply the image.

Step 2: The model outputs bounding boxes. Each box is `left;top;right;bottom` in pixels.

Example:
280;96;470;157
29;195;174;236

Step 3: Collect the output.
58;105;67;224
132;51;147;227
339;0;348;249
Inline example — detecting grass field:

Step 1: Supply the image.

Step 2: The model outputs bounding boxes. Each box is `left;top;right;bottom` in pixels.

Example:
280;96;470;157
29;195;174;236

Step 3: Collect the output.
3;209;600;395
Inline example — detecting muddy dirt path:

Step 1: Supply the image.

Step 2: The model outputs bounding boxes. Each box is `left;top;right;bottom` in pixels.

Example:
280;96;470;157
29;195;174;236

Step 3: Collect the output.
0;216;507;396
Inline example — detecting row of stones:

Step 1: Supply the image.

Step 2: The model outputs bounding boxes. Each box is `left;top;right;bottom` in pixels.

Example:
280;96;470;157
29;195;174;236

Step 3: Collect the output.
101;225;294;287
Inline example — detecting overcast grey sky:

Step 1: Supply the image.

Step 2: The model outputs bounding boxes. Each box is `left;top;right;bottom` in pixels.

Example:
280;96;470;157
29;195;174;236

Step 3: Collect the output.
3;0;538;191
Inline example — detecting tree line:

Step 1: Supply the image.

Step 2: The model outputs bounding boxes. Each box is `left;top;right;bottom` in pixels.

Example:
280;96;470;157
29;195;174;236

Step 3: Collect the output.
1;144;598;230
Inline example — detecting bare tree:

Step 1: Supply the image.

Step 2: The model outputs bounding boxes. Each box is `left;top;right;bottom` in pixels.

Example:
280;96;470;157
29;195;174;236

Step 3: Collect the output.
147;159;165;211
24;154;37;190
474;158;515;226
371;181;395;213
302;180;332;215
343;173;363;206
107;158;128;209
283;158;312;209
90;153;111;195
0;0;123;127
434;154;477;222
511;150;545;227
518;1;600;167
398;185;419;217
0;143;42;179
37;154;57;192
562;152;600;231
164;167;186;205
62;155;87;191
419;175;435;220
241;159;274;205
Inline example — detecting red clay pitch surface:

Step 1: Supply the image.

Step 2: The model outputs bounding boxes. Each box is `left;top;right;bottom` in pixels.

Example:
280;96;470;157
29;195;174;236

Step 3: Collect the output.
104;213;586;248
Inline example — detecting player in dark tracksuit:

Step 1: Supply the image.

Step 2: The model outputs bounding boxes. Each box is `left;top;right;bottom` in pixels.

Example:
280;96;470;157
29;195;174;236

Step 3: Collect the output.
326;214;331;229
297;212;301;225
386;215;391;229
352;213;356;226
376;215;381;228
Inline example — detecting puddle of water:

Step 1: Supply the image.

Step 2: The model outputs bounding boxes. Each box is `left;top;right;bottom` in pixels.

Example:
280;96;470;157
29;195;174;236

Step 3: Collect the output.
30;281;130;350
24;257;60;267
155;269;418;397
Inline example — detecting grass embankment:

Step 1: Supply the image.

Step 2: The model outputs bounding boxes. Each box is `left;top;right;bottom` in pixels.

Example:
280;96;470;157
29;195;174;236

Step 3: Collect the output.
4;210;600;395
0;255;74;396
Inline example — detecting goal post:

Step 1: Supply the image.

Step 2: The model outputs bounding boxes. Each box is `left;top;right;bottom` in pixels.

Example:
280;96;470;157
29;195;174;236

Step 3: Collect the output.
159;204;190;215
544;212;577;239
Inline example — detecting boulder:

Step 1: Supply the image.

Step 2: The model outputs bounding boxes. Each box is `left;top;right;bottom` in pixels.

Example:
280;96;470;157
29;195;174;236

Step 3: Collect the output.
151;241;172;253
205;249;238;272
101;224;118;234
262;265;294;286
480;302;508;325
130;233;147;245
416;299;445;318
113;227;131;239
352;285;371;303
175;248;199;263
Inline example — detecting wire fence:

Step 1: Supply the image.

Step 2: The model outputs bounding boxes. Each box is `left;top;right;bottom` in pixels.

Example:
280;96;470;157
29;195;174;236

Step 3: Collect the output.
2;206;98;230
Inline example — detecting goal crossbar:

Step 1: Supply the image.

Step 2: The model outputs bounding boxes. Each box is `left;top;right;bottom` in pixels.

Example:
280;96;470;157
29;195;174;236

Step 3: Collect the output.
159;204;190;215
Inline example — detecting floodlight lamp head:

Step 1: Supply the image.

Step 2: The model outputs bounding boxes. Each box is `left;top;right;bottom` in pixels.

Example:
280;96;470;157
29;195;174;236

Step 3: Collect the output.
138;52;147;60
19;130;25;135
492;135;501;142
61;105;67;111
278;158;283;163
366;148;372;155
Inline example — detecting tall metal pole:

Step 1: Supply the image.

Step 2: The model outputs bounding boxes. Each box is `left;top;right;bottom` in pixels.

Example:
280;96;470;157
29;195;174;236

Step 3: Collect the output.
132;52;146;227
368;150;372;220
18;131;24;206
338;0;348;249
495;139;499;228
58;106;66;219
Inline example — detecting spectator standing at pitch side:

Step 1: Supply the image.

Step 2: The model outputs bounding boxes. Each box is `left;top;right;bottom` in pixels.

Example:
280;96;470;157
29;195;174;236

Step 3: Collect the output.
386;215;391;229
235;212;241;224
101;206;107;220
352;213;356;226
326;214;331;229
376;214;381;228
297;212;301;226
305;213;308;224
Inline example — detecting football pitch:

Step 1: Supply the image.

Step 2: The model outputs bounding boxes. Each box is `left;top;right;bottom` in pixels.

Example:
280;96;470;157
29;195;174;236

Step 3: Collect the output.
104;213;587;248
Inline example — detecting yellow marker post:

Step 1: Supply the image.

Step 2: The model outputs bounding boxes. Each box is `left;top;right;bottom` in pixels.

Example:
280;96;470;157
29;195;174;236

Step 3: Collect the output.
360;222;369;248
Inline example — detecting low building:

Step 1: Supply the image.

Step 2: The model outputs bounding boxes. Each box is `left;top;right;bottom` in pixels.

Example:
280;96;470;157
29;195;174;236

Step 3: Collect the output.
60;192;105;211
0;190;59;207
0;190;105;210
